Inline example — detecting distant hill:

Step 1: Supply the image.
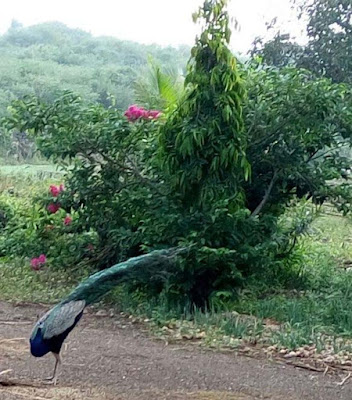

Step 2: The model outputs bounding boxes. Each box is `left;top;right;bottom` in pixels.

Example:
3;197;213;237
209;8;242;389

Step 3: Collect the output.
0;21;190;115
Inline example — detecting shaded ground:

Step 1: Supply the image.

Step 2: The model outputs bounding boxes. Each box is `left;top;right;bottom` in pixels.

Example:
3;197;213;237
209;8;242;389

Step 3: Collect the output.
1;302;352;400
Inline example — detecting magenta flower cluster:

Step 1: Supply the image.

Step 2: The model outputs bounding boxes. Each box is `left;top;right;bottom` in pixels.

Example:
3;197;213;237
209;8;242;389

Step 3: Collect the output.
124;105;161;122
30;183;72;270
49;184;64;197
47;184;65;214
30;254;47;271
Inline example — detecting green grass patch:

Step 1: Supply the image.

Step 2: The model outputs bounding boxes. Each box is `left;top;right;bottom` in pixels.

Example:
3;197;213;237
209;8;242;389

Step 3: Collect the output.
0;164;63;177
0;259;90;303
231;214;352;348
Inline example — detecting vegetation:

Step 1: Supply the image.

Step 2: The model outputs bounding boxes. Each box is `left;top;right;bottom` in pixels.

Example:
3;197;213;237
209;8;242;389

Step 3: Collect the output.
0;0;352;360
0;21;189;160
252;0;352;84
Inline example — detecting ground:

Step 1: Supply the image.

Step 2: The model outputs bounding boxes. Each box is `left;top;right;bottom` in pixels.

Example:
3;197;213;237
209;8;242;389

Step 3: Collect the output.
1;302;352;400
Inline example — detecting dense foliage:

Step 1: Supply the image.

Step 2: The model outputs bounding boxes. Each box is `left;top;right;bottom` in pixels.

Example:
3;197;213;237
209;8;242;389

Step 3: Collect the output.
1;0;352;307
160;0;249;205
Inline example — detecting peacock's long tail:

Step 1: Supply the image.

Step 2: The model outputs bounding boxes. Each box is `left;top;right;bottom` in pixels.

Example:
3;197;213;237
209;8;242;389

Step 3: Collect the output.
64;247;184;305
30;248;185;363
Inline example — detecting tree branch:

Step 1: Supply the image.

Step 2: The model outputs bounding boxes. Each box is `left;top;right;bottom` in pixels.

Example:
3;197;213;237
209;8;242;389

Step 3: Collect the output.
251;170;278;218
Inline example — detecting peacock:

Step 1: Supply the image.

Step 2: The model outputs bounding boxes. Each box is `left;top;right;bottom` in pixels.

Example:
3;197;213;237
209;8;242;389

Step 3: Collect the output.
30;248;183;384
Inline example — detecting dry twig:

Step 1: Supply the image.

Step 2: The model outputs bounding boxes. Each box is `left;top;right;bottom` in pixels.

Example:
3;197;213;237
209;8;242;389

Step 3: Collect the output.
0;369;12;377
336;372;351;386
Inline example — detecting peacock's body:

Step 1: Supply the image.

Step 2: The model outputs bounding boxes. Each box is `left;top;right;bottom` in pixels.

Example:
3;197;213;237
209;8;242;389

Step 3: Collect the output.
29;248;181;383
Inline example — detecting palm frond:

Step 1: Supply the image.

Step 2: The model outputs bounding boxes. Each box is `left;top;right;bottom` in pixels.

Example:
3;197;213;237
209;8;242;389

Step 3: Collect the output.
135;58;184;112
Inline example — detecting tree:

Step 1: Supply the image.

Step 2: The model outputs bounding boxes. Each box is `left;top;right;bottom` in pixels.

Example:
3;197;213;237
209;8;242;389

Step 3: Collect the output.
9;20;23;30
251;33;304;68
303;0;352;84
252;0;352;84
243;63;352;216
160;0;250;205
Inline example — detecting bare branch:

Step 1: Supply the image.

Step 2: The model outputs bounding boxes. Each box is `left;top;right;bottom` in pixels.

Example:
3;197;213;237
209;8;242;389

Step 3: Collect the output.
251;170;278;218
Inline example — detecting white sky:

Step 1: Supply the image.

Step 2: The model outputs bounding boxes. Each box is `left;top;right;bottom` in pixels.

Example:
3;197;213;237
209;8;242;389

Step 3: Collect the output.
0;0;306;53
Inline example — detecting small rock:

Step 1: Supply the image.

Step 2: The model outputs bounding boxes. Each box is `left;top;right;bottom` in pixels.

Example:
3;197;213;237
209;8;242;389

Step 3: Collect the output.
341;360;352;366
242;347;251;353
323;355;335;364
284;351;297;359
182;334;194;340
195;331;206;339
96;310;108;317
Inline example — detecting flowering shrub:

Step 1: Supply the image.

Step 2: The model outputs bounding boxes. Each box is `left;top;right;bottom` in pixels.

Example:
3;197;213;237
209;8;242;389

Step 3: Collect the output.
0;183;98;270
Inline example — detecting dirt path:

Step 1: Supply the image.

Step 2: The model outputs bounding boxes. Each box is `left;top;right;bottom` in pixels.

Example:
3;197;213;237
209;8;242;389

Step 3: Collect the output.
0;301;351;400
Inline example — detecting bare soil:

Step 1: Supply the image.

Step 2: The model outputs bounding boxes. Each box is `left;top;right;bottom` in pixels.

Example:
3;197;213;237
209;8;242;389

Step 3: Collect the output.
1;301;352;400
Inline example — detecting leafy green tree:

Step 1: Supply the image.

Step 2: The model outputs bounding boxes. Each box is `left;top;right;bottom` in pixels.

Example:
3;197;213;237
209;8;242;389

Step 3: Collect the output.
160;0;250;205
243;63;352;216
251;33;304;68
252;0;352;84
303;0;352;84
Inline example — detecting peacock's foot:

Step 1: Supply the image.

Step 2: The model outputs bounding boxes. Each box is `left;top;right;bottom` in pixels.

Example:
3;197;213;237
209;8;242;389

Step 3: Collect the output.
43;377;58;385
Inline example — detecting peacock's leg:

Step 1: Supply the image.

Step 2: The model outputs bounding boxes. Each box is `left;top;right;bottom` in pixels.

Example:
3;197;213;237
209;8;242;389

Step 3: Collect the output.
44;353;61;385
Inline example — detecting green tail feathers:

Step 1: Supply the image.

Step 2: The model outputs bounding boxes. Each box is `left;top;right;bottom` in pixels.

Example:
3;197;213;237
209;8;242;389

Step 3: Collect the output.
64;248;185;306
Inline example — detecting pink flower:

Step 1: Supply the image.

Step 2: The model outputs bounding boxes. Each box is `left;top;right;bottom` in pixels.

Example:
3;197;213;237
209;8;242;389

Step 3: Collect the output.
38;254;47;263
64;216;72;226
124;105;161;122
147;110;161;119
47;203;61;214
49;184;65;197
49;185;60;197
30;254;47;271
124;105;145;121
30;258;40;269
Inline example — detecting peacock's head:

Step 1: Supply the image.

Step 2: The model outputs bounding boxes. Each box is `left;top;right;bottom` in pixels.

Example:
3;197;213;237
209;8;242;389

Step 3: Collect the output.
30;309;51;340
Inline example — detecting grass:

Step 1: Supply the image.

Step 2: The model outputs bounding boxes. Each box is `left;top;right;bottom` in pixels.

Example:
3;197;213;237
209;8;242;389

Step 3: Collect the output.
0;164;63;177
0;260;77;303
237;216;352;329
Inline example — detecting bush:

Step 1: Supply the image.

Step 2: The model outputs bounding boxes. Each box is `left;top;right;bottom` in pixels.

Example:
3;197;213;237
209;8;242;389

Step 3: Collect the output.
0;182;98;268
